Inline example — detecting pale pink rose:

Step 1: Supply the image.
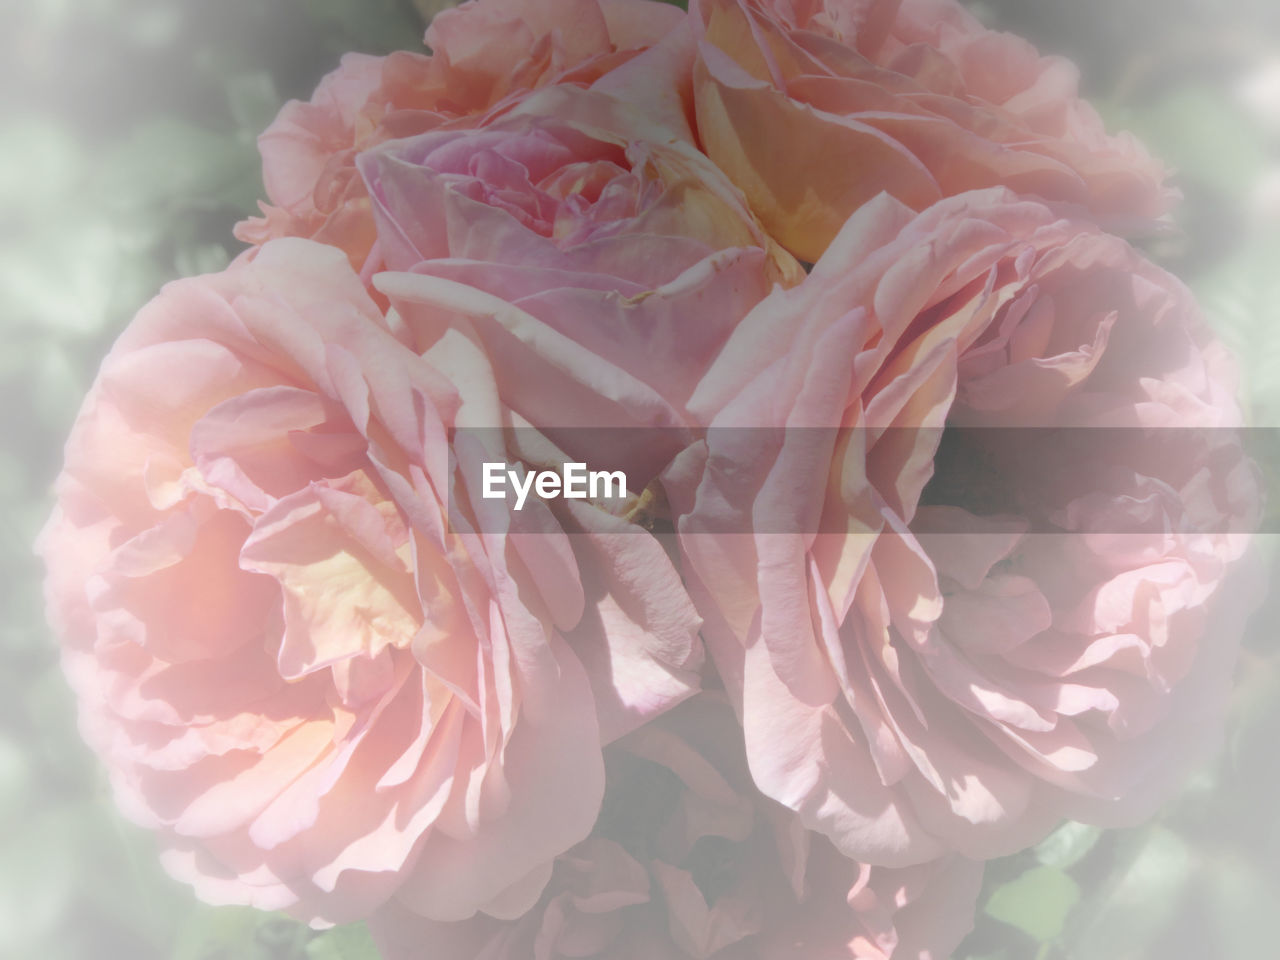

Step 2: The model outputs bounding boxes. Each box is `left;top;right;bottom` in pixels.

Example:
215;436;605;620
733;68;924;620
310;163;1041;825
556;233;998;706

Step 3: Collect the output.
359;83;802;482
38;238;702;925
235;0;689;273
689;0;1174;262
368;695;983;959
668;189;1261;866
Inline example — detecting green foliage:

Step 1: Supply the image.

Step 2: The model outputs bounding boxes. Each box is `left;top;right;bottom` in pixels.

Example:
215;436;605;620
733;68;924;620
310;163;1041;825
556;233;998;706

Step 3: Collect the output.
172;908;309;960
0;2;435;958
306;924;381;960
1032;822;1104;872
1069;828;1195;957
984;866;1081;944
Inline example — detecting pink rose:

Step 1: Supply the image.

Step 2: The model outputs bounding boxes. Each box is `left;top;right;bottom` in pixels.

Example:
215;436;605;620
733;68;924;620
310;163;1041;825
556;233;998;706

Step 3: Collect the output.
38;238;702;925
235;0;689;273
368;695;983;959
359;84;801;482
669;189;1260;866
689;0;1174;262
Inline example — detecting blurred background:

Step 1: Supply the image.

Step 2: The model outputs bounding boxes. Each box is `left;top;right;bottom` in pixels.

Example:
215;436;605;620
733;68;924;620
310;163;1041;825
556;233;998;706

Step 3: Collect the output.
2;0;1278;957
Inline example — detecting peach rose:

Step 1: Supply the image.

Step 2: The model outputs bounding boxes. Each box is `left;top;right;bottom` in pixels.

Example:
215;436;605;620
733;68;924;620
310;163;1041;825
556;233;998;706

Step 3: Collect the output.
235;0;690;273
689;0;1174;262
38;238;703;925
360;84;801;483
669;189;1260;866
368;695;983;959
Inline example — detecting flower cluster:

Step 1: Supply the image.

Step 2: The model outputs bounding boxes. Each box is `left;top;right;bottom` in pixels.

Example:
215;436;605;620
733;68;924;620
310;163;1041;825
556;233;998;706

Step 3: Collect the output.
40;0;1260;956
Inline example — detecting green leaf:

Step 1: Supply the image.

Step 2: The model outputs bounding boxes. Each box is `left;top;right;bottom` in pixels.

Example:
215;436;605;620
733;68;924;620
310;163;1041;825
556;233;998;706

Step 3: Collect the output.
1033;822;1104;871
984;865;1081;943
172;906;308;960
1067;826;1195;959
306;923;380;960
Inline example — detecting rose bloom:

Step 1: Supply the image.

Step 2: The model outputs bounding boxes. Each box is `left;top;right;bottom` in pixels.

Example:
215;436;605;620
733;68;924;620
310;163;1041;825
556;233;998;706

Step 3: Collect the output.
669;189;1260;866
37;239;703;925
360;83;802;484
235;0;689;274
369;695;982;959
689;0;1174;262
